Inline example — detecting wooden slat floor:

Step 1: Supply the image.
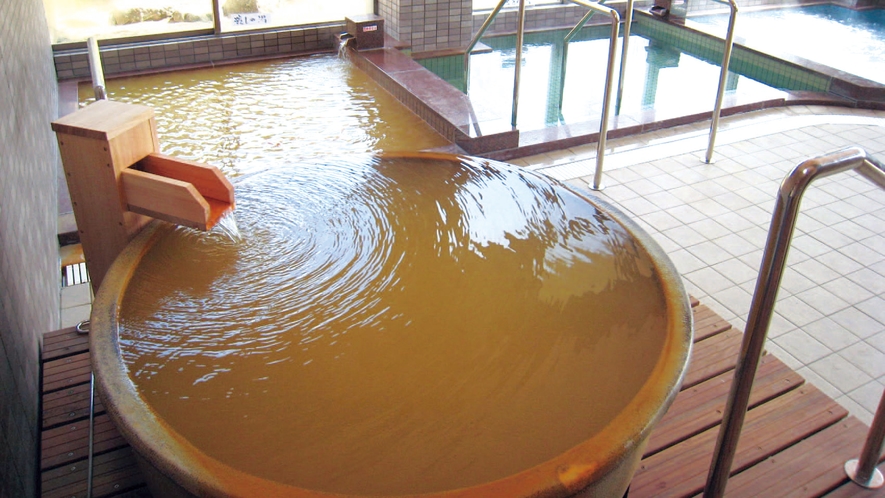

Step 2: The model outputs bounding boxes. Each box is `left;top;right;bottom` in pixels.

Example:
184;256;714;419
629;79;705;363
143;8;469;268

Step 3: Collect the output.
39;299;884;497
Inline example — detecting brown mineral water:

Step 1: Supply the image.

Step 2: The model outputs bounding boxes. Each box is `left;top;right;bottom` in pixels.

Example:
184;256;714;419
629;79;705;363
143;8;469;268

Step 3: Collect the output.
118;154;669;495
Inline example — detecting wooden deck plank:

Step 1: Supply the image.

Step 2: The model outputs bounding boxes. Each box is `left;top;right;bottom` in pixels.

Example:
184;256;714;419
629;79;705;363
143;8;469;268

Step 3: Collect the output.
726;416;878;497
825;480;885;497
39;297;877;498
42;326;90;361
43;383;106;429
43;325;82;341
42;446;146;498
692;304;733;342
630;386;848;497
644;354;803;456
41;414;128;470
682;327;744;389
43;352;92;393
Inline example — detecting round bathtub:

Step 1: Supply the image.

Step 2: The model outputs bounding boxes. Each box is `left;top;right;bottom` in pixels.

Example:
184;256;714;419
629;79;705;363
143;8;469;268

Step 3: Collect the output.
90;152;692;497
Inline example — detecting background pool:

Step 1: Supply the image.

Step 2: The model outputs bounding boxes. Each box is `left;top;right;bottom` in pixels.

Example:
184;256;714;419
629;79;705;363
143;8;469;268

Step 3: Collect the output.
79;54;450;177
420;25;785;132
689;5;885;85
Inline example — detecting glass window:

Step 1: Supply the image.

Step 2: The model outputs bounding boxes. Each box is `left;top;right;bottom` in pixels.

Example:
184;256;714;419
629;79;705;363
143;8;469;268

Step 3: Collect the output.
44;0;214;44
220;0;373;32
473;0;563;11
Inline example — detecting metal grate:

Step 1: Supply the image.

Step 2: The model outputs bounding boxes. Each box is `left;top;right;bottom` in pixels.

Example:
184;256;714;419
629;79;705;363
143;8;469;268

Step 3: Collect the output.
62;262;90;287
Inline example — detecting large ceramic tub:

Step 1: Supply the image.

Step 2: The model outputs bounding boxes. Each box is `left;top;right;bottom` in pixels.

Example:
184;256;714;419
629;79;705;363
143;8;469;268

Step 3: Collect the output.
91;152;693;497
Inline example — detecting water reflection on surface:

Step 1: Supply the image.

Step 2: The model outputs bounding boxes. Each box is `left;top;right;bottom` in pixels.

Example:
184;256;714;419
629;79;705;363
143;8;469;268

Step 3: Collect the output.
79;54;450;176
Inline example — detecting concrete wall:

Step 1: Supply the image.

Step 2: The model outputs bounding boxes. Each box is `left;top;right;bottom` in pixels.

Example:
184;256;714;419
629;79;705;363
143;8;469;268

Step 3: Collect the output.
0;0;62;495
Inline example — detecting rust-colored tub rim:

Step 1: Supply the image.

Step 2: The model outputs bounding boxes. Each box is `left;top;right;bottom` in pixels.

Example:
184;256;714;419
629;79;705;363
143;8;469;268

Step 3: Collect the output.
90;151;693;498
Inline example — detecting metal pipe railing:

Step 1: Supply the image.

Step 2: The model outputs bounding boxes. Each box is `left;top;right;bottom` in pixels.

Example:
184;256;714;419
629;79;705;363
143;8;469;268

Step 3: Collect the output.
561;0;634;116
845;389;885;488
81;39;108;498
556;8;597;112
511;0;528;127
563;0;619;191
703;147;885;498
614;0;634;115
87;37;107;101
704;0;737;164
464;0;509;86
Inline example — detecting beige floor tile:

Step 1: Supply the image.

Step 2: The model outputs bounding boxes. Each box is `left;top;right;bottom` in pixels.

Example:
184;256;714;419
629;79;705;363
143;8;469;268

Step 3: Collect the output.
61;283;92;309
809;354;873;394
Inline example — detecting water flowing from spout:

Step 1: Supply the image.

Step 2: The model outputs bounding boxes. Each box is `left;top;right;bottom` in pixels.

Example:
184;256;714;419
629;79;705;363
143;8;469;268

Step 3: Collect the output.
212;211;241;243
338;34;355;59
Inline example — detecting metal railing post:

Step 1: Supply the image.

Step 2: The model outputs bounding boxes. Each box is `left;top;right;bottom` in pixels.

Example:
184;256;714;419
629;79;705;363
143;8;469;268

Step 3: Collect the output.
464;0;508;86
704;0;737;164
845;389;885;488
80;40;108;498
614;0;634;115
87;37;107;101
558;0;623;190
511;0;528;127
703;147;885;498
561;0;619;191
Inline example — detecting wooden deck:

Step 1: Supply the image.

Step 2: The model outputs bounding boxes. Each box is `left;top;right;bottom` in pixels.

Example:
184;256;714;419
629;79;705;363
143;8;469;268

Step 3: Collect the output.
39;299;884;497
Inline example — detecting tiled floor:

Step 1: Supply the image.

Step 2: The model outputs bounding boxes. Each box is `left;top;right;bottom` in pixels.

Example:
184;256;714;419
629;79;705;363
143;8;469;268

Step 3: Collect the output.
62;104;885;425
510;104;885;425
61;279;92;329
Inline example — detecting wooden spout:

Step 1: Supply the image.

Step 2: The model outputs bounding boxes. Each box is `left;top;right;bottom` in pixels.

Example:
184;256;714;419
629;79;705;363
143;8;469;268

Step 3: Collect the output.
52;100;236;292
122;154;235;231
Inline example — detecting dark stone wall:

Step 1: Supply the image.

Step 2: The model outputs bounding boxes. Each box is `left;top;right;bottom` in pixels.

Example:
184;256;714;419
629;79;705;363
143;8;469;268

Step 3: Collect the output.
0;0;62;495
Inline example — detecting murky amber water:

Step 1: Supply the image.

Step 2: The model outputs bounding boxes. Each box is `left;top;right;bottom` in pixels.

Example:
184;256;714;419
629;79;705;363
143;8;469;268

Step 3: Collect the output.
78;54;450;177
118;155;669;495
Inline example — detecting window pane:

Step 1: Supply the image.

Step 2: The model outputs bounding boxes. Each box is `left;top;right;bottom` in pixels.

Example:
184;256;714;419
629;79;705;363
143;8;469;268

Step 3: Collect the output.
220;0;373;32
473;0;562;11
44;0;213;44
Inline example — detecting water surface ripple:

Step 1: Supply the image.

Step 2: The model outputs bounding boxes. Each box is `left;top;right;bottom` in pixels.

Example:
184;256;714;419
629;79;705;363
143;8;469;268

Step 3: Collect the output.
118;155;669;495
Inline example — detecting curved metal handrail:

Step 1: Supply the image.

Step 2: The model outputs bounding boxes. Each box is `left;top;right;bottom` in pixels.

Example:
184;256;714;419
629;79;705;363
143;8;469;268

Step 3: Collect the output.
704;147;885;497
511;0;529;127
561;0;620;191
464;0;509;88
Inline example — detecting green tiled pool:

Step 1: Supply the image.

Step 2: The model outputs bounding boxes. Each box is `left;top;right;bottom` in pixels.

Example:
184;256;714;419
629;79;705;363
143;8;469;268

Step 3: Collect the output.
690;5;885;85
418;18;822;132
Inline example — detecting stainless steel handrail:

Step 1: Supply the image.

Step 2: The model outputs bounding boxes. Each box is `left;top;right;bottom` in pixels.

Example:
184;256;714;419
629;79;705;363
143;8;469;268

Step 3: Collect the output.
614;0;633;114
465;0;625;143
563;0;619;191
464;0;509;87
81;40;108;498
845;389;885;488
87;37;107;101
703;147;885;498
76;319;96;498
511;0;528;127
704;0;737;164
556;7;597;113
560;0;634;117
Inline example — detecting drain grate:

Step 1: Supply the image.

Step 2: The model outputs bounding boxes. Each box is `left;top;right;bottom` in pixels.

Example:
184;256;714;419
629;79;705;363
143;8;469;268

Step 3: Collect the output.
62;262;90;287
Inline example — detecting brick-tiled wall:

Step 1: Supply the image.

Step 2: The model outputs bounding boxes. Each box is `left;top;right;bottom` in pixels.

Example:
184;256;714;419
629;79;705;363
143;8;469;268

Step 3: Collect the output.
55;25;342;80
377;0;474;53
0;0;61;496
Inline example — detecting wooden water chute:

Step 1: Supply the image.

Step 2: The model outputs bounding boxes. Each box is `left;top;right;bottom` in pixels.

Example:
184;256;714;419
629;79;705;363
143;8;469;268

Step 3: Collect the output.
51;100;235;292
